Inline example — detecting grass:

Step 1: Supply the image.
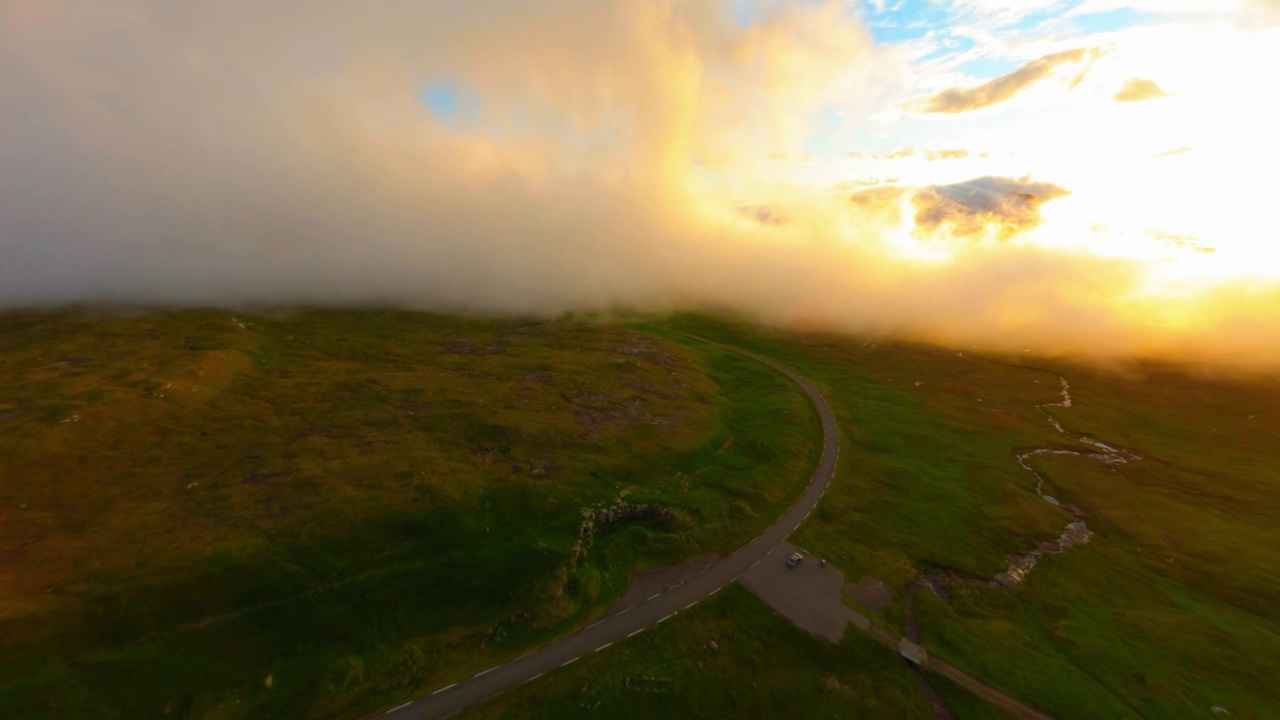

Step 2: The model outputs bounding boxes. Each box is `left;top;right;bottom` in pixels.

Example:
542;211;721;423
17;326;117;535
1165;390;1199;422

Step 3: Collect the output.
0;308;821;719
462;583;934;719
5;307;1276;720
662;312;1280;719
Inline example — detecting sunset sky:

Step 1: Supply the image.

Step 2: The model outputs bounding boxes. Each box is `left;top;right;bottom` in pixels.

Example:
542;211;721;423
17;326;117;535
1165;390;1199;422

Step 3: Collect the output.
2;1;1278;364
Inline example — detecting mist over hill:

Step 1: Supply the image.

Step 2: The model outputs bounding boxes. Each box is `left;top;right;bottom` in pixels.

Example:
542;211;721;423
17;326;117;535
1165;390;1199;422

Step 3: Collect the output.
2;1;1278;367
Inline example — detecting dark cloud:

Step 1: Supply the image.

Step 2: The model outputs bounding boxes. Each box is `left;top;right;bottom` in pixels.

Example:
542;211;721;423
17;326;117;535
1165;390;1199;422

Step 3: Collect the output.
843;177;1067;241
912;176;1069;241
907;48;1099;114
1114;77;1168;102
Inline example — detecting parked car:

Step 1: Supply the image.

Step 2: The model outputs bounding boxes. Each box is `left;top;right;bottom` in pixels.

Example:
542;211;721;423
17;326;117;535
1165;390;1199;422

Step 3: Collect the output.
786;552;803;568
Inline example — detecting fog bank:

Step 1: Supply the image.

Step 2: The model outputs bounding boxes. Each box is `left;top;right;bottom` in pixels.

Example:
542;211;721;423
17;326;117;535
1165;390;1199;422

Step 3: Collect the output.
2;1;1278;367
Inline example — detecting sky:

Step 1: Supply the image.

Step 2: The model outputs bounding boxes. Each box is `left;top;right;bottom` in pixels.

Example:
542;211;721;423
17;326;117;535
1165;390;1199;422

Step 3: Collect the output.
2;0;1279;366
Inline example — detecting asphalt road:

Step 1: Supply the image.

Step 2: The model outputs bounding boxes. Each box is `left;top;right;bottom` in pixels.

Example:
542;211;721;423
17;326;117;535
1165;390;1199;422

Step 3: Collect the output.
375;341;840;720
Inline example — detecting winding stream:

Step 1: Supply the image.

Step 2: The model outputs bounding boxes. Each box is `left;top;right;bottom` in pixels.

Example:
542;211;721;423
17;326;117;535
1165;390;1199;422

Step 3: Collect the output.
996;375;1141;586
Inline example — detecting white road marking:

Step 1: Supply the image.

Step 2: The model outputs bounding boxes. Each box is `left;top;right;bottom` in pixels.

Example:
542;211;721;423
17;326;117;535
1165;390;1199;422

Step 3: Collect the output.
628;628;644;638
516;651;534;661
647;593;661;601
432;683;457;696
767;547;775;556
524;672;544;685
387;701;413;714
710;587;721;595
618;605;634;615
587;619;604;629
561;657;578;668
750;560;760;569
596;642;613;652
658;614;673;624
475;666;497;678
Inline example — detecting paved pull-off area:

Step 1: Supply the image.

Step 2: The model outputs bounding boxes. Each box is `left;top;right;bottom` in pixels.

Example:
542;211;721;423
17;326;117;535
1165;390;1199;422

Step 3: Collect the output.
739;541;869;642
375;342;840;720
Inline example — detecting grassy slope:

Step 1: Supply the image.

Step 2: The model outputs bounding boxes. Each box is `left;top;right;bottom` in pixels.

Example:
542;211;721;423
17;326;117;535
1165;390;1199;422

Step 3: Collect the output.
0;309;821;719
663;314;1280;719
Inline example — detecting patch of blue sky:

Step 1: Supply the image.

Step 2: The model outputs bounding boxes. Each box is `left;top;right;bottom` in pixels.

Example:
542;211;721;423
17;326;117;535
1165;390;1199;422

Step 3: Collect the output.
957;56;1021;79
419;80;481;126
913;34;975;64
1005;6;1065;32
863;0;954;44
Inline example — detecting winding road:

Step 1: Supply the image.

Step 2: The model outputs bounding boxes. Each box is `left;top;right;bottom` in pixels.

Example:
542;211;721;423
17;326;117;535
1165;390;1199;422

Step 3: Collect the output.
375;342;840;719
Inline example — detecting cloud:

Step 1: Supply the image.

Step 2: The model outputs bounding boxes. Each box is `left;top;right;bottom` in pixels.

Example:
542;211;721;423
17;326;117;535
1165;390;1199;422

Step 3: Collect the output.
738;205;789;226
863;147;970;161
845;184;910;225
0;0;877;310
0;1;1278;369
1147;231;1215;254
841;176;1068;244
831;178;900;191
874;146;917;159
911;176;1069;242
1114;77;1168;101
906;48;1100;113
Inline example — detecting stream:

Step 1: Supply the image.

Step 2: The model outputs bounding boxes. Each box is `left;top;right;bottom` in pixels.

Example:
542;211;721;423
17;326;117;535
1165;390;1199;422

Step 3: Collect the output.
897;371;1142;718
997;376;1141;586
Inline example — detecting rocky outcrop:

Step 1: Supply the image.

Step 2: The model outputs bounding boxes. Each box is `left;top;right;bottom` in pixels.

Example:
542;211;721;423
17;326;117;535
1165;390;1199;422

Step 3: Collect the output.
569;499;679;571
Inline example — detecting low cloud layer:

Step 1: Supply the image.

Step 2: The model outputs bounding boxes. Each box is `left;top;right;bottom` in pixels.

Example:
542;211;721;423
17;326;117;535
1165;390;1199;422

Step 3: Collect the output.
908;48;1099;114
1;2;1278;368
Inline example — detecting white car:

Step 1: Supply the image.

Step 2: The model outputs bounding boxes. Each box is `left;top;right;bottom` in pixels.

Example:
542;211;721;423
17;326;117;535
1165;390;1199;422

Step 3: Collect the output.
786;552;803;568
